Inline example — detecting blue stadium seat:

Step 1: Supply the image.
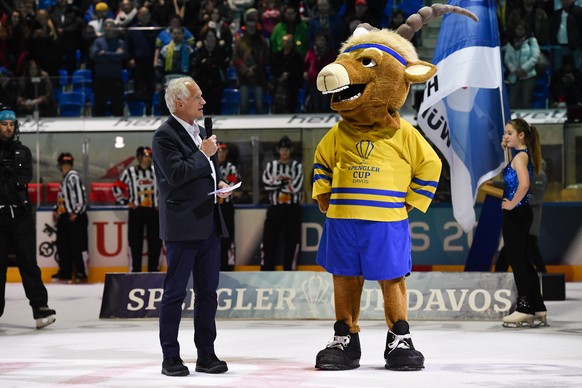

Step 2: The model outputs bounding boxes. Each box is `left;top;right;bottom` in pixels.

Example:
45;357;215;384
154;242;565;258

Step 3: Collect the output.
72;69;92;86
59;92;86;117
246;88;271;114
297;88;305;113
126;100;146;117
121;69;129;84
72;69;93;105
531;70;550;109
227;66;237;86
152;91;161;116
58;69;69;92
263;93;272;114
121;69;133;93
220;88;239;115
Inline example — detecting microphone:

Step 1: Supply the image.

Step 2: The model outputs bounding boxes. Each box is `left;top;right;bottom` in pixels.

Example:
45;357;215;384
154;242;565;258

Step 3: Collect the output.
204;117;213;138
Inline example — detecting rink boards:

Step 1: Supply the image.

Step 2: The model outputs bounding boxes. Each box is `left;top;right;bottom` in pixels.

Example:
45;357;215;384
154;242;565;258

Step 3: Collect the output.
99;271;517;321
26;203;582;282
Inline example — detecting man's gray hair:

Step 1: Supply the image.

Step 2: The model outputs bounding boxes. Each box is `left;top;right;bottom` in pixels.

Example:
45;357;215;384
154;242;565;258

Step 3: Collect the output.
164;76;196;113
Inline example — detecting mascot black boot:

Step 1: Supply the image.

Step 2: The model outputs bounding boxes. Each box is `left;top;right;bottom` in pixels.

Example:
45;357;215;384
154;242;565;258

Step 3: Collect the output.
384;320;424;371
315;320;361;370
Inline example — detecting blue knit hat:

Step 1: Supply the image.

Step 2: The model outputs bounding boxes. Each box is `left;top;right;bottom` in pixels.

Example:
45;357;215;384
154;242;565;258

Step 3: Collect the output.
0;109;16;121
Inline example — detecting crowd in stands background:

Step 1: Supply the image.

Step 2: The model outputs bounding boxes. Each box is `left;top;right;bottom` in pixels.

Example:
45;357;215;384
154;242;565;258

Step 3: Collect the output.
4;0;582;115
0;0;428;117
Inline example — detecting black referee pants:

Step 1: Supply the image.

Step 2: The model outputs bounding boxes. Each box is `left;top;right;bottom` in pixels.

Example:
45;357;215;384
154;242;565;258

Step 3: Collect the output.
128;207;161;272
56;212;88;279
261;204;302;271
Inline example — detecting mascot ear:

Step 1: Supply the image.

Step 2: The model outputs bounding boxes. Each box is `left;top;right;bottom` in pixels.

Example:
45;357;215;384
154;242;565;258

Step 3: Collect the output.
404;61;437;83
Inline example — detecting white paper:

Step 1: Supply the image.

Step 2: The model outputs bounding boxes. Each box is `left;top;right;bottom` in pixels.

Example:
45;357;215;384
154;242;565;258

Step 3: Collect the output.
208;181;242;195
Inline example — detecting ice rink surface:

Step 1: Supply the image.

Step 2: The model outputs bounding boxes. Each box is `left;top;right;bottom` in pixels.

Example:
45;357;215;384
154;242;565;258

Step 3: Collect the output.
1;281;582;388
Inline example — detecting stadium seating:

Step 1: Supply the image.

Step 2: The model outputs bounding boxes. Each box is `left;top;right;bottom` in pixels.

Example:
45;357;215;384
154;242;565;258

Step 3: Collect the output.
152;91;161;116
531;69;550;109
226;66;238;87
221;88;239;115
58;92;86;117
58;69;69;92
71;69;93;110
126;100;146;116
89;182;117;204
27;183;44;206
45;182;60;204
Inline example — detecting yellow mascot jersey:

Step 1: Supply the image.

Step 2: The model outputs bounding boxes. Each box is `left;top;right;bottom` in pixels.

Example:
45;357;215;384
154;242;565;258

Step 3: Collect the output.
313;119;442;221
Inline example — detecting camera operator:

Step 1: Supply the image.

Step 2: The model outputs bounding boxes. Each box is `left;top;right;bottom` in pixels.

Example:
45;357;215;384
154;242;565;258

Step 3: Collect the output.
0;107;56;329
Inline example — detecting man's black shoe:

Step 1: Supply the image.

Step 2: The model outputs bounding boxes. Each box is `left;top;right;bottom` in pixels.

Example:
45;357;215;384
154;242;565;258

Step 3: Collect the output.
161;356;189;376
33;307;56;329
195;354;228;374
75;273;88;283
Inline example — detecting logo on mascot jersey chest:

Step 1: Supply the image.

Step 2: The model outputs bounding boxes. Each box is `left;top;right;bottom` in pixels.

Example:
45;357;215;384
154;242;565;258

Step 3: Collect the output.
348;140;381;184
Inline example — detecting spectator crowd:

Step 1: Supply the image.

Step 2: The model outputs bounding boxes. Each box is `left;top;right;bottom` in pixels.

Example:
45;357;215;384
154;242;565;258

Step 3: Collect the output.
0;0;417;117
3;0;582;117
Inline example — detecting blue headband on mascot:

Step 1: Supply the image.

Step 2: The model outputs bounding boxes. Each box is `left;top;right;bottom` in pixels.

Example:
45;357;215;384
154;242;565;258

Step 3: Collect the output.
344;43;407;66
0;110;16;121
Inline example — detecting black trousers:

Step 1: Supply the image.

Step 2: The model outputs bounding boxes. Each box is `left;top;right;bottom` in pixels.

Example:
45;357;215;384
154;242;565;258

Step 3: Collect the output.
128;207;162;272
160;218;221;359
502;205;545;311
261;204;302;271
219;202;235;271
495;234;547;273
56;212;88;279
0;208;48;316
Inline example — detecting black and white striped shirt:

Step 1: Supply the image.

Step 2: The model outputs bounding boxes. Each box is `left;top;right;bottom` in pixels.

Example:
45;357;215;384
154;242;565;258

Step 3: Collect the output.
112;165;158;208
262;159;304;205
57;169;87;215
220;161;240;204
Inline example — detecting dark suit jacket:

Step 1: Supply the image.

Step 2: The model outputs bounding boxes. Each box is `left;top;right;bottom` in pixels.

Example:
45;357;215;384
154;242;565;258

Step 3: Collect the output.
153;115;228;241
551;5;582;49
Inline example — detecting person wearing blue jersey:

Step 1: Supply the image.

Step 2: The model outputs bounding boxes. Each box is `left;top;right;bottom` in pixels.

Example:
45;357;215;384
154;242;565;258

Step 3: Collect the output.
500;118;548;328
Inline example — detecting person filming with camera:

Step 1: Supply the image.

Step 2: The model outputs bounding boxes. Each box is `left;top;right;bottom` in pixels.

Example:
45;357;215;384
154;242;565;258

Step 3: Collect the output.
0;106;56;329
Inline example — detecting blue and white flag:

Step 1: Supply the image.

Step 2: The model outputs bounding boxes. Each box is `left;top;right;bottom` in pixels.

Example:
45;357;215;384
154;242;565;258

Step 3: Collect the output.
417;0;508;233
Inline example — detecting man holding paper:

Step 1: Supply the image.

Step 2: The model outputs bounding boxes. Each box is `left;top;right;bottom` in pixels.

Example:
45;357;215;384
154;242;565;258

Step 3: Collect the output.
152;76;233;377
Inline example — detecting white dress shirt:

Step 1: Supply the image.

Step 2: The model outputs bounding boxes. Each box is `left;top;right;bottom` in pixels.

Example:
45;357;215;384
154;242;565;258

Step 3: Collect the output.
172;114;217;202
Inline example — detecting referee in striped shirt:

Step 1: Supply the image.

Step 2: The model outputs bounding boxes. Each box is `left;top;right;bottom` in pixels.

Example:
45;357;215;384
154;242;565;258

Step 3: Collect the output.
261;136;304;271
113;146;162;272
53;153;89;282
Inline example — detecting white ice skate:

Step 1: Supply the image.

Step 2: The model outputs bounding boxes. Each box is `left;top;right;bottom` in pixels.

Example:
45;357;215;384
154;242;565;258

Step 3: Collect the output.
502;311;535;328
532;311;549;327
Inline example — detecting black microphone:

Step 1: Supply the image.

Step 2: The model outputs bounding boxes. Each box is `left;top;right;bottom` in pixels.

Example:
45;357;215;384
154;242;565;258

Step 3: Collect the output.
204;117;213;138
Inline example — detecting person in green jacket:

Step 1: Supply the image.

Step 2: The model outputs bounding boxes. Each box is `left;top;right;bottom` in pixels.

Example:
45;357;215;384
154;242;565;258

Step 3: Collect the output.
270;5;309;57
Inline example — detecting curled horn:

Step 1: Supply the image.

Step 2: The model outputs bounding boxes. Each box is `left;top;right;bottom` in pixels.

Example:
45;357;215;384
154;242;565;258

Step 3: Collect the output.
396;4;479;41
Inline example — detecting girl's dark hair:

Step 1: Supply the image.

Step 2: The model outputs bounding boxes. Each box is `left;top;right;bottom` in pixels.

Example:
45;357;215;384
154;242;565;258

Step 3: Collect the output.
507;118;541;175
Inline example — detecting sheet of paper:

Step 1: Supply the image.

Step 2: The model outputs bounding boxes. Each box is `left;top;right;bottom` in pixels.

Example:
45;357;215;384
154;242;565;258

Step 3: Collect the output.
208;181;242;195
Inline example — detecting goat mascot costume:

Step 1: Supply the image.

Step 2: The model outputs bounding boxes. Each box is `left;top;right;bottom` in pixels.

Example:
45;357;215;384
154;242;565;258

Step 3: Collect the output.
312;4;478;371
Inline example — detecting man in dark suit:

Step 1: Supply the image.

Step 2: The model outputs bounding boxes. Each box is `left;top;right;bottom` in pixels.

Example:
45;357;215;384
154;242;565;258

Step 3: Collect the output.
152;76;232;377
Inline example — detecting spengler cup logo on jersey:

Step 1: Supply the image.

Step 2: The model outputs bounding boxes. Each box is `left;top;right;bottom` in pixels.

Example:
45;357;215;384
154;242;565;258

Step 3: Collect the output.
355;140;374;163
349;140;381;184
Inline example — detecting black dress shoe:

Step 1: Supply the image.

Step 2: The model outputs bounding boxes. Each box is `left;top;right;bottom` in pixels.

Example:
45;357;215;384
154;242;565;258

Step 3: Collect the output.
161;356;189;376
195;354;228;374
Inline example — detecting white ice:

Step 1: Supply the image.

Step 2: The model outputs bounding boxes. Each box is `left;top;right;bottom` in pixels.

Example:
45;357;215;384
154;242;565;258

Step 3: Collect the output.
1;282;582;387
